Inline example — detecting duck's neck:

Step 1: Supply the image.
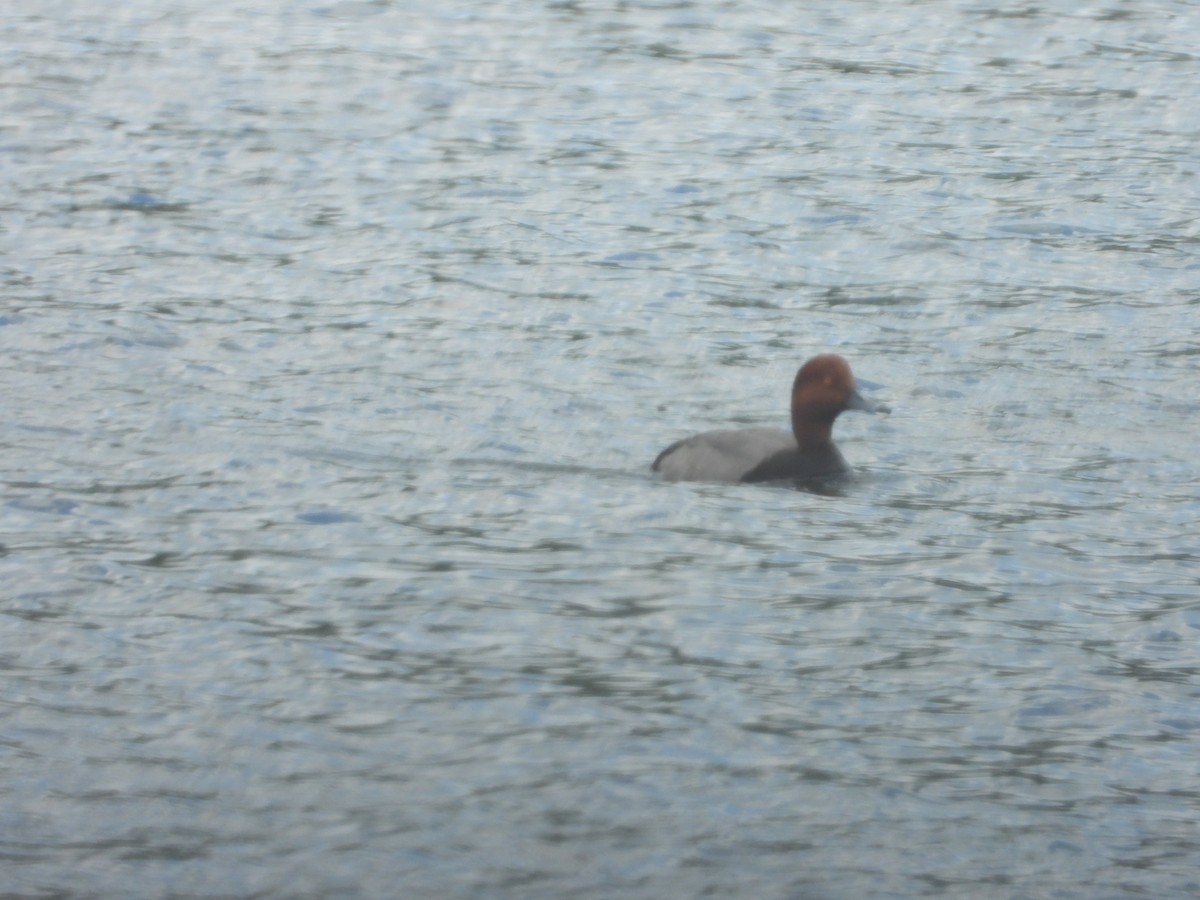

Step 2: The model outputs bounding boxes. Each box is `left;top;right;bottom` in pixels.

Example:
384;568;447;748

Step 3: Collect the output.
791;415;834;451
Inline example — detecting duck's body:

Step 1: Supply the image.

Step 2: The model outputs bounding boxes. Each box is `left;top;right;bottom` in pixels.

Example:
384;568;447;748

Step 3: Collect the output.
651;354;887;484
652;427;849;483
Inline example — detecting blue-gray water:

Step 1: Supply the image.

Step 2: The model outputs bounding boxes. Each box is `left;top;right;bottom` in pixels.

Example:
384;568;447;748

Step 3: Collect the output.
4;1;1200;897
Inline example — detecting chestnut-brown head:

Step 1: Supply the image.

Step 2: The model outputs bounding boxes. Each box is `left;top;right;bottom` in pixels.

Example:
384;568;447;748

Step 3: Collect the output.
790;354;888;448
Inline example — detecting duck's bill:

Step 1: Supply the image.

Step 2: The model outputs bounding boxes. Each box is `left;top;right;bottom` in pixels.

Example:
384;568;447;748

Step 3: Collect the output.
847;387;890;414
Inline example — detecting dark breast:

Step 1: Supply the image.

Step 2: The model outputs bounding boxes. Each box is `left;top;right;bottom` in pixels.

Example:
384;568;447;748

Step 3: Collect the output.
740;444;848;483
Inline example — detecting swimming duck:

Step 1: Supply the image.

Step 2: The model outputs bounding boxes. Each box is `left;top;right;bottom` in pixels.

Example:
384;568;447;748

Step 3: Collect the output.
652;353;889;483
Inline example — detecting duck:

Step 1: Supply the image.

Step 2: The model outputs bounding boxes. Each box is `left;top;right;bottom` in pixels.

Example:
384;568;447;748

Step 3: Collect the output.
651;353;889;483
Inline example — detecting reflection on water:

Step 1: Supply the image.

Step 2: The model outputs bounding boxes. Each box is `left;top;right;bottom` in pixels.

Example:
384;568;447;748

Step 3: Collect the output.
3;0;1200;896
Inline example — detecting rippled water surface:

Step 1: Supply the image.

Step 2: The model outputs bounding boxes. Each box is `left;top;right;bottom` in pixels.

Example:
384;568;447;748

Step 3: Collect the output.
4;1;1200;896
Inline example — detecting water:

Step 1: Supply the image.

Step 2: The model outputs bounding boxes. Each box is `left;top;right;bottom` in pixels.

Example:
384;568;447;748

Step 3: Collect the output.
3;1;1200;896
